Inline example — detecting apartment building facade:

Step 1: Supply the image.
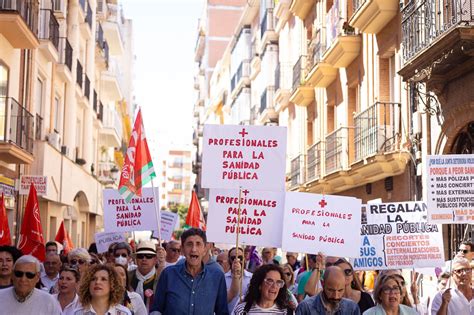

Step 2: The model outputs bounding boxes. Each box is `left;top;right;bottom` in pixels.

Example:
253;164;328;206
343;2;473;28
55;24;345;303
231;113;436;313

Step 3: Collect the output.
0;0;133;247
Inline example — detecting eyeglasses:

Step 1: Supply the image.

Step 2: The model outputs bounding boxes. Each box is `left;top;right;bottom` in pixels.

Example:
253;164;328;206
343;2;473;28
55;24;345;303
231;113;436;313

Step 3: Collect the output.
14;270;36;279
453;268;472;275
168;248;180;253
70;259;87;265
343;268;353;276
114;253;128;258
230;255;243;262
263;278;285;288
458;249;470;254
136;254;155;260
382;286;401;295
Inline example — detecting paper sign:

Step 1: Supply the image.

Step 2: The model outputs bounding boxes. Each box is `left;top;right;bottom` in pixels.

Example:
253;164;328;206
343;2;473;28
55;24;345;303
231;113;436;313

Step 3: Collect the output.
19;176;48;195
350;202;445;270
282;192;361;257
426;154;474;223
103;187;159;232
201;124;287;191
95;231;126;253
206;188;285;247
152;211;179;241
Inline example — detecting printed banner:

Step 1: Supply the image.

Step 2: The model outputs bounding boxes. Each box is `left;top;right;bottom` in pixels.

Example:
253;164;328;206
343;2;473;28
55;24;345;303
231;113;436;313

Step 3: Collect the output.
152;211;179;241
426;154;474;223
201;124;287;191
206;188;285;247
103;187;159;232
19;176;48;196
282;192;361;257
95;232;126;253
351;202;445;270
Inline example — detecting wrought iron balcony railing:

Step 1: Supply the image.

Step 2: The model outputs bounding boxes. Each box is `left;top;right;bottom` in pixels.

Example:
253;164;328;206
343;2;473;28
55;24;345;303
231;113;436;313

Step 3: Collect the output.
306;141;324;182
352;0;366;13
93;90;98;112
354;101;401;161
230;60;250;92
259;86;275;114
98;102;104;122
292;55;306;91
76;61;83;88
84;74;91;100
35;114;42;140
0;0;39;35
289;154;306;189
58;37;73;71
0;97;34;154
307;29;325;71
325;127;351;174
38;9;59;50
402;0;474;61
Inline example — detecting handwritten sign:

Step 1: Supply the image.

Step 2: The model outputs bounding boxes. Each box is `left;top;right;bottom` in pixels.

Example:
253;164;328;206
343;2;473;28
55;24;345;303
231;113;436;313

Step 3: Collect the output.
201;124;287;191
426;154;474;223
19;176;48;195
206;188;285;247
351;202;445;270
282;192;361;257
103;188;159;232
95;231;126;253
152;211;179;241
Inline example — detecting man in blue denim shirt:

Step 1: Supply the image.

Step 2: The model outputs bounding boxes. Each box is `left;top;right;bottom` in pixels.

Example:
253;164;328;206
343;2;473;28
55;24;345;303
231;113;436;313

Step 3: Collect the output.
150;228;229;315
296;266;360;315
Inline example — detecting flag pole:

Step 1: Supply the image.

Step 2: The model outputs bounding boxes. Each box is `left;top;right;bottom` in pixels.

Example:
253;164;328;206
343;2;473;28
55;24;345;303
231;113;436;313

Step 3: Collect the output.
151;179;162;246
236;186;243;302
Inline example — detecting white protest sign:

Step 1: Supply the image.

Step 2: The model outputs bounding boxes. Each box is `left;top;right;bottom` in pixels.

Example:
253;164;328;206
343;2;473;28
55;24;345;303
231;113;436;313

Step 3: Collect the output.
426;154;474;223
201;124;287;191
350;202;445;270
282;192;361;257
103;187;159;232
95;232;126;253
152;211;179;241
19;175;48;195
206;188;285;247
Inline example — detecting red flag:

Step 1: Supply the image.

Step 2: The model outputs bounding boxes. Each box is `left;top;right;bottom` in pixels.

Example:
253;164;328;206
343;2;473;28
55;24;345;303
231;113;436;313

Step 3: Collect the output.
55;221;74;255
18;183;45;261
0;193;12;245
119;109;156;202
185;191;206;231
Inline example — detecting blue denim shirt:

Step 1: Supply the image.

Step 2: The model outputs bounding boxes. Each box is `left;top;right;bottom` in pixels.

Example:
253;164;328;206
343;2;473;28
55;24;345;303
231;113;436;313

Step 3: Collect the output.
295;294;360;315
150;260;229;315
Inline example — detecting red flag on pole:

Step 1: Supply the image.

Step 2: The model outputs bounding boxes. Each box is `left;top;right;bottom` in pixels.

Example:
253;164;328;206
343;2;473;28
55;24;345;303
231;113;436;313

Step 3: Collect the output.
55;221;74;255
185;191;206;231
118;109;156;202
0;193;12;246
18;183;45;261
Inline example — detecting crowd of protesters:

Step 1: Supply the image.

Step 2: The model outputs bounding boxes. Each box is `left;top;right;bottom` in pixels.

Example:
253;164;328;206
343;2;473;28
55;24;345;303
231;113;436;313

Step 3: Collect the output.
0;231;474;314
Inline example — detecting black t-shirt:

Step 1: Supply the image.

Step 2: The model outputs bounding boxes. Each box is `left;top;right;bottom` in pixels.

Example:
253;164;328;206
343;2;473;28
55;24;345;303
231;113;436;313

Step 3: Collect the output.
358;291;375;313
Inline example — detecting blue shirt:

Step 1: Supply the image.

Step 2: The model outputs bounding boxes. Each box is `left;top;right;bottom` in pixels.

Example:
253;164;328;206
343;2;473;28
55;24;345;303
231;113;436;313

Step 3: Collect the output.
150;260;229;315
295;294;360;315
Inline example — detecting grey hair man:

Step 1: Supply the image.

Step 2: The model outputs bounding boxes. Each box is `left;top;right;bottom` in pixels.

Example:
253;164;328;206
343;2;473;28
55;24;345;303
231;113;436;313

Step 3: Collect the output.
0;255;61;314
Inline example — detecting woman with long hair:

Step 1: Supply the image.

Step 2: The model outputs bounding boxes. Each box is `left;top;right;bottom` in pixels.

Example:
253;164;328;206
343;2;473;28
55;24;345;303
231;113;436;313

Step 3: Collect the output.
53;266;81;315
113;263;147;315
281;263;298;309
363;274;417;315
232;264;293;314
74;264;131;315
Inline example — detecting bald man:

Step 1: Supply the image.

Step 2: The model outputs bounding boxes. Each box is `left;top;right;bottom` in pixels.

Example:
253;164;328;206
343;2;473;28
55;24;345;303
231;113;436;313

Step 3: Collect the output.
296;266;360;315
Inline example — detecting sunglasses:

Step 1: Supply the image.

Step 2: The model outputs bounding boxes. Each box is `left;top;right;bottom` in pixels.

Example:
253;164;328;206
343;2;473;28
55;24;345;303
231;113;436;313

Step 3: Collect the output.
70;259;87;265
263;278;285;288
14;270;36;279
458;249;470;254
230;255;243;262
114;253;128;258
453;268;471;275
136;254;155;260
168;248;180;253
382;285;401;295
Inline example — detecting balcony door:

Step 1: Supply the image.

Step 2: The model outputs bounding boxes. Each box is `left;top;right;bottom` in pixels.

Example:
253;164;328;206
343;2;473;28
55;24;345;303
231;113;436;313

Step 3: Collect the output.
0;62;8;141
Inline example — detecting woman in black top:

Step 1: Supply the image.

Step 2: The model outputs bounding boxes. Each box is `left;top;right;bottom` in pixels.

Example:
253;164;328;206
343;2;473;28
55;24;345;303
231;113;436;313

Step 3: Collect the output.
326;257;375;313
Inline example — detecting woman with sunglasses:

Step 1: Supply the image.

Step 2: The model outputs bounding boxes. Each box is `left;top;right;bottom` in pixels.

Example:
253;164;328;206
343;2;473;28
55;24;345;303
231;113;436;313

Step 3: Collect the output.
74;264;132;315
53;266;81;315
113;263;147;315
232;264;293;314
67;248;91;276
364;274;417;315
282;263;298;310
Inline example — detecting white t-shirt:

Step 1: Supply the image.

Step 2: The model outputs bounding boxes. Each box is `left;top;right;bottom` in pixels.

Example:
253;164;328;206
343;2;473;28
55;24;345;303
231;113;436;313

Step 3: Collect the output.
0;287;62;315
232;302;288;314
431;287;474;314
128;291;147;315
73;303;132;315
53;293;81;315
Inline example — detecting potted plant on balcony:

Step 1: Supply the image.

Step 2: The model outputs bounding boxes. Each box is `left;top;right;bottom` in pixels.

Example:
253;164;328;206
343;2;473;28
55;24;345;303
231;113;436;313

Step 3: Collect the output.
342;21;355;35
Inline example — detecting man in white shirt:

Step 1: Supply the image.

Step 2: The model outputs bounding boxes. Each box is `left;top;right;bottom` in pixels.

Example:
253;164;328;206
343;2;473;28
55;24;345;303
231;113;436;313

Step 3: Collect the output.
431;257;474;314
225;247;252;313
41;252;61;293
0;255;61;314
164;240;182;267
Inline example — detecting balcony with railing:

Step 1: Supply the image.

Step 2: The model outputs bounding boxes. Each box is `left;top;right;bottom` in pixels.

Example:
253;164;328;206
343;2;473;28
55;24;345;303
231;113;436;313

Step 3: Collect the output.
0;0;39;49
306;29;337;88
325;127;352;174
274;62;292;112
230;87;251;125
35;114;42;141
260;6;277;46
56;37;73;81
230;60;250;95
306;141;324;183
38;8;59;58
350;0;399;34
0;97;34;164
84;74;91;101
399;0;474;81
52;0;66;19
76;61;83;89
259;86;277;124
289;55;314;106
98;102;104;122
101;58;123;101
290;0;316;20
96;23;110;68
354;101;401;161
289;154;306;190
103;3;124;55
99;106;123;148
93;90;98;113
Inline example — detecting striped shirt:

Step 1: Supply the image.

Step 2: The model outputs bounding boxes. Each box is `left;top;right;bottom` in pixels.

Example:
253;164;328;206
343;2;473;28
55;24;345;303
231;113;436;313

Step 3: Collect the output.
232;302;289;314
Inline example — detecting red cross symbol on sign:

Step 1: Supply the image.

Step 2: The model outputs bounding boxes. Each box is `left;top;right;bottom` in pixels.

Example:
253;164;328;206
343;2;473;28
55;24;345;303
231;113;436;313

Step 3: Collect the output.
319;199;327;208
242;189;250;196
238;128;248;137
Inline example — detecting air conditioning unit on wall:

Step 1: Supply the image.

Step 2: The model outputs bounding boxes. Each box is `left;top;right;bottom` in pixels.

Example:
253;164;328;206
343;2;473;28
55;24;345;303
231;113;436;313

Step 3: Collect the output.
47;133;61;149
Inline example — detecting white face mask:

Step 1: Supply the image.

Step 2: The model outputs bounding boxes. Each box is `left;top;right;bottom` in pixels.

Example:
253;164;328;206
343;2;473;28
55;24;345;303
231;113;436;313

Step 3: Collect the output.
115;256;128;266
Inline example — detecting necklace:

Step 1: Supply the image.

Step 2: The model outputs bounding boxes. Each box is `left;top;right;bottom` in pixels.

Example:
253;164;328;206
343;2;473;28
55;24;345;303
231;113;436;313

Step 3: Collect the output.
13;288;34;303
